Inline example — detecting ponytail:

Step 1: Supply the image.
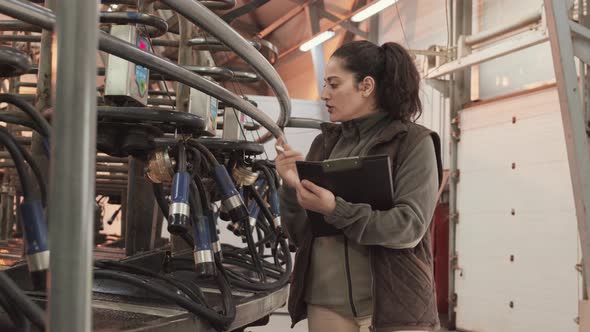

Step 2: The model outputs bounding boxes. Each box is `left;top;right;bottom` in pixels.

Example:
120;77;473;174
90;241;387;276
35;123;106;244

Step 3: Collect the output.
379;42;422;121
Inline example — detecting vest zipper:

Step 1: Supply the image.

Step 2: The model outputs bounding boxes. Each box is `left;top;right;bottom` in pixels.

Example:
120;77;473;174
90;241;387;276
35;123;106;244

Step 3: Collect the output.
344;237;358;317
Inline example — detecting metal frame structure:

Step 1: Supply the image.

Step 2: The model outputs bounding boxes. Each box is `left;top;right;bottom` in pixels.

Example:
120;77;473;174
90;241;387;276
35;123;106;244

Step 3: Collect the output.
0;1;294;331
429;0;590;330
544;1;590;329
48;0;98;330
446;1;471;329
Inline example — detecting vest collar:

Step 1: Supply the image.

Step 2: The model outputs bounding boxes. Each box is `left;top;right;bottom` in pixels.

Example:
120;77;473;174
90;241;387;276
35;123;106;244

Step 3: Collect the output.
320;116;410;146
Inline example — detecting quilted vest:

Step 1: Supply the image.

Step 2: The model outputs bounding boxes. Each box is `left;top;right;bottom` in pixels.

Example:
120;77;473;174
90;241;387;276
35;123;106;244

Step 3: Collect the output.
288;118;443;331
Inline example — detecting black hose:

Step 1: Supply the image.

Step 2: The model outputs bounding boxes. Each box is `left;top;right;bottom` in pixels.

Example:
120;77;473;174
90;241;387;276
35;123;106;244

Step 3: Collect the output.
186;139;219;167
94;260;208;306
0;94;51;138
187;146;212;175
19;142;47;206
0;114;42;133
241;205;266;282
254;161;280;190
222;258;282;280
191;176;209;211
0;291;31;331
222;239;291;292
214;257;236;324
152;183;169;216
222;250;285;274
0;129;33;198
99;12;168;38
255;225;265;256
0;272;45;330
93;269;233;330
248;184;275;234
0;127;47;206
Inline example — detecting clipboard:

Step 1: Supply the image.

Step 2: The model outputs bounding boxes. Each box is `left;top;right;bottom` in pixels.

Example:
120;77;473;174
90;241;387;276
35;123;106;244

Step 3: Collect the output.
295;154;394;237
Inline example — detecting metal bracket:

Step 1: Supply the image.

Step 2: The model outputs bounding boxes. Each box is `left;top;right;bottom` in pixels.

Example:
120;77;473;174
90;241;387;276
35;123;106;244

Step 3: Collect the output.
451;293;458;307
425;78;450;97
451;115;461;142
451;253;460;269
450;212;460;224
544;0;590;298
450;169;461;183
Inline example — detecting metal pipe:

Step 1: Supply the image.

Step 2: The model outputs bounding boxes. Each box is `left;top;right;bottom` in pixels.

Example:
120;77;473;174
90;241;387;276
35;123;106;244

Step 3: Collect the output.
27;66;106;76
96;156;127;163
187;37;261;51
101;0;237;10
48;0;98;331
160;0;291;142
96;174;128;181
30;0;53;204
464;8;542;46
99;34;284;139
0;20;41;32
447;1;471;329
0;153;126;165
147;97;176;106
159;38;278;64
96;164;128;173
0;0;285;141
16;82;37;88
99;12;168;38
151;38;180;47
286;117;322;129
182;66;234;81
175;15;191;114
96;179;128;186
231;70;259;83
0;35;41;42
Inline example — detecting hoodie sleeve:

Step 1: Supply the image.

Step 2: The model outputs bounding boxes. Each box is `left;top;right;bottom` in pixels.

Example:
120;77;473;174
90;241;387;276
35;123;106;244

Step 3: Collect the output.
278;185;308;247
323;137;438;249
278;134;326;247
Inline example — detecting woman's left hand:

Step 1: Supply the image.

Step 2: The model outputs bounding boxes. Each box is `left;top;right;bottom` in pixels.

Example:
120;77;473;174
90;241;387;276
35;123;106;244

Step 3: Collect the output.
296;180;336;216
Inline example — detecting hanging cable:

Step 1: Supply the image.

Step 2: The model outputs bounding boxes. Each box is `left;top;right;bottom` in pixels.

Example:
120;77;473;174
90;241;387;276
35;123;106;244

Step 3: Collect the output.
0;126;47;206
0;94;51;138
0;272;45;330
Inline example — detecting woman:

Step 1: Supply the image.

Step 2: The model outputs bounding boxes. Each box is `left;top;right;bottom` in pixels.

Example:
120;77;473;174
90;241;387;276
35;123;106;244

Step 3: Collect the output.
275;40;442;332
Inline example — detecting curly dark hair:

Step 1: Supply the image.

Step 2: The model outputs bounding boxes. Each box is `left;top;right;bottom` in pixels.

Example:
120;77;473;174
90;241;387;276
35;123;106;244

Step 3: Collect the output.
331;40;422;122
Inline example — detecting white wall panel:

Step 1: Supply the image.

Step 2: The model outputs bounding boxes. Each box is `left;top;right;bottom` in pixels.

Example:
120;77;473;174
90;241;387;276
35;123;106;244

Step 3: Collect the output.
475;0;555;99
455;87;580;332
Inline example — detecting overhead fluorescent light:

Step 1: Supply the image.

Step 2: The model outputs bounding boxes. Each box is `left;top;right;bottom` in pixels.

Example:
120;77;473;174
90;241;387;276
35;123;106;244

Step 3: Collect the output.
351;0;398;22
299;30;336;52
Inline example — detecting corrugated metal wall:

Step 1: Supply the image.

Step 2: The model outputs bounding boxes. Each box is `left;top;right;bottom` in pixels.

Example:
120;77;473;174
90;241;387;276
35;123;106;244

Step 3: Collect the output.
456;87;580;332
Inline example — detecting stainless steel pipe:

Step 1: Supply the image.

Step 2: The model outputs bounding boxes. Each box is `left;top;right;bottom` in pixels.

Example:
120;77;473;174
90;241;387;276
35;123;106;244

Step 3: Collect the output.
48;0;98;330
161;0;290;142
0;0;285;140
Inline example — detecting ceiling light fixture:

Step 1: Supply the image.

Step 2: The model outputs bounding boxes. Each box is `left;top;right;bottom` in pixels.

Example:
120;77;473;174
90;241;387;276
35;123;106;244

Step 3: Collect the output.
299;30;336;52
351;0;398;22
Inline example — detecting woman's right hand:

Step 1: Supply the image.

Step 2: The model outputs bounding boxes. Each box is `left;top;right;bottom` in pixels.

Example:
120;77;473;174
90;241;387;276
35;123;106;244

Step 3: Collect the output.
275;137;304;189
